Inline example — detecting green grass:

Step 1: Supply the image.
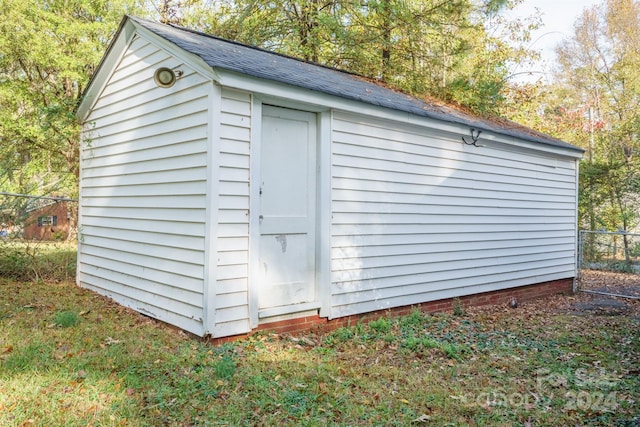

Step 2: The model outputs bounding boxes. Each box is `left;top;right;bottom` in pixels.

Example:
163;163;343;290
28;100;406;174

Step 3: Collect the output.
0;278;638;426
52;310;81;328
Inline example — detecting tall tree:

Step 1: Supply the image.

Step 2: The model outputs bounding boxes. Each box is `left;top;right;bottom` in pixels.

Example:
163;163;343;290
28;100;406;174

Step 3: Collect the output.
183;0;537;115
0;0;148;198
555;0;640;234
0;0;153;237
183;0;343;63
507;0;640;238
0;0;543;231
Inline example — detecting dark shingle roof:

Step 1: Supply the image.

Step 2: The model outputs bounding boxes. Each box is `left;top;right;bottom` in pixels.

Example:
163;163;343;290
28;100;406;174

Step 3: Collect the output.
131;16;582;153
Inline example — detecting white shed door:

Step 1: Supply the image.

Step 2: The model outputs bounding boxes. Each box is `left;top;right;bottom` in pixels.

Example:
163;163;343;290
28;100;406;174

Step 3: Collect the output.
258;106;317;314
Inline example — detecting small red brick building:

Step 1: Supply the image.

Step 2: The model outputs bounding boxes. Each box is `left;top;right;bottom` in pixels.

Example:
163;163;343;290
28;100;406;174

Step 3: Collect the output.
23;201;71;240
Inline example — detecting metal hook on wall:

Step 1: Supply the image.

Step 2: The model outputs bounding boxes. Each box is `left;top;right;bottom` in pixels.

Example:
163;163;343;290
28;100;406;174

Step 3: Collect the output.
462;128;482;147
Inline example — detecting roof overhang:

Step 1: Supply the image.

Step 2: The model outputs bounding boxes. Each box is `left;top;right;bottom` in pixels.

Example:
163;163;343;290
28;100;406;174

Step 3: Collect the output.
76;16;217;122
213;67;584;160
77;16;584;160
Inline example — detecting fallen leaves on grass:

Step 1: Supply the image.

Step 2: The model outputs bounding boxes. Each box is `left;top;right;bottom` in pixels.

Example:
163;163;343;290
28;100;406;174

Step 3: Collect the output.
1;273;639;426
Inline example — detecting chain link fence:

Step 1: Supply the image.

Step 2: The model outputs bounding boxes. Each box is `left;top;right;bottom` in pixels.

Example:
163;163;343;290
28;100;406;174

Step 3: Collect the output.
578;230;640;276
1;193;77;281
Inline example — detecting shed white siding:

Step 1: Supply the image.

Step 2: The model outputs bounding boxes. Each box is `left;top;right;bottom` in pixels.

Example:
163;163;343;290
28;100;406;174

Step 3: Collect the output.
329;112;577;317
212;88;252;336
79;36;211;335
77;17;583;338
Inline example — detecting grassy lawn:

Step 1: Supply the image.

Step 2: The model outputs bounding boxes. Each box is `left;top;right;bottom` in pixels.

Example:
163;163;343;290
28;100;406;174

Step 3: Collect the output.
0;275;638;426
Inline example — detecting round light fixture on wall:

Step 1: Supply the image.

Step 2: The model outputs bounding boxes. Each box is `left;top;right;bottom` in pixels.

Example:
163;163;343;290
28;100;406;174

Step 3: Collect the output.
154;67;177;88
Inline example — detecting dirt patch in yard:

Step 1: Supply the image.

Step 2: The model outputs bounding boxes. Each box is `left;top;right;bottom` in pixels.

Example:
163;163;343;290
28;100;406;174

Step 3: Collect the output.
570;270;640;318
579;270;640;298
466;271;640;319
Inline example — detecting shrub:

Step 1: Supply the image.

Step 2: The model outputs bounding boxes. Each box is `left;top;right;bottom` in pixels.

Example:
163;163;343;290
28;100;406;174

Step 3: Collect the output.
368;317;391;334
0;240;76;281
0;244;30;279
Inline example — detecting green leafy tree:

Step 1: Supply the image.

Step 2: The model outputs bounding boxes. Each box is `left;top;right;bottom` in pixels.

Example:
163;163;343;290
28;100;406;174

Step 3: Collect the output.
504;0;640;263
553;0;640;234
1;0;131;193
183;0;539;115
0;0;151;235
0;0;544;240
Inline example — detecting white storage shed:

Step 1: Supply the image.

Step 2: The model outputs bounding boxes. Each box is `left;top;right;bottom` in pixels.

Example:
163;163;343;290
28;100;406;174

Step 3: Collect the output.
76;16;584;338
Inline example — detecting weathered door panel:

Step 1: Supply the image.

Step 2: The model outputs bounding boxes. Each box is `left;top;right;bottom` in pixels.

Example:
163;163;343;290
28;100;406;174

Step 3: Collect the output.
258;106;317;313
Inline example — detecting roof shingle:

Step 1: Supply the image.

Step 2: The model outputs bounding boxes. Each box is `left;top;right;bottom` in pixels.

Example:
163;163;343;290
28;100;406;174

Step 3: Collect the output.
131;16;582;153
